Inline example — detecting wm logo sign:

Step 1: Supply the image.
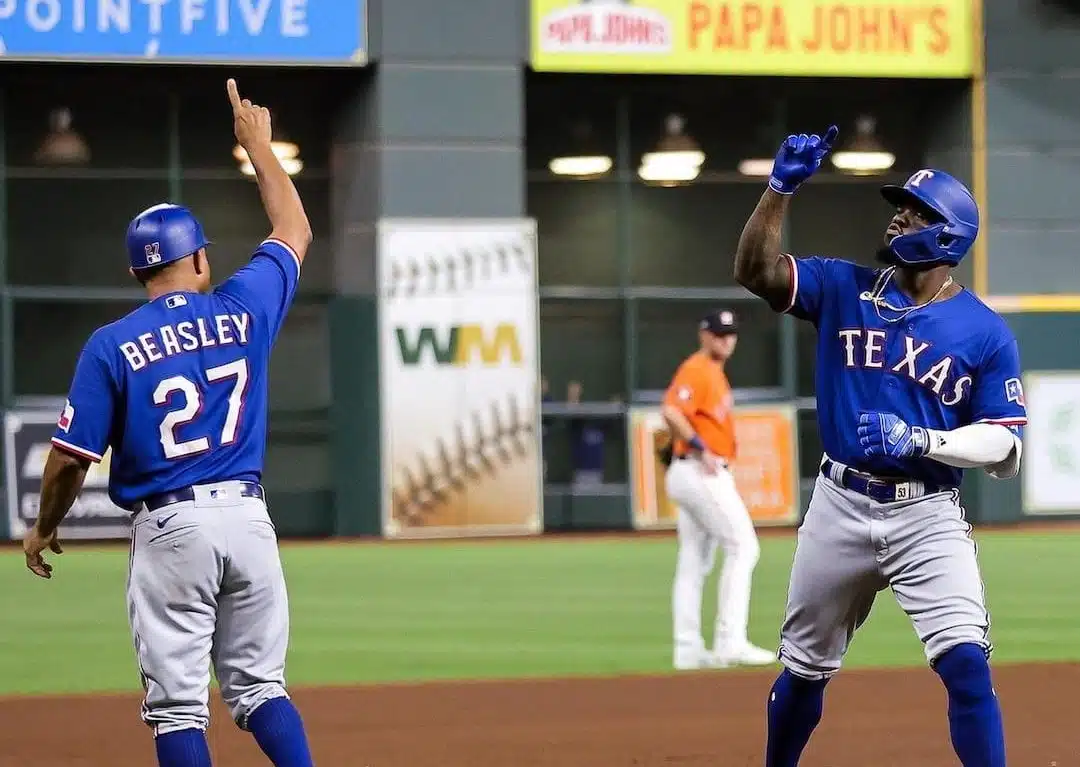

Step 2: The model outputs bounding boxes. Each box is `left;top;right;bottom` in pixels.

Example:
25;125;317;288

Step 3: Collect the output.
396;323;523;366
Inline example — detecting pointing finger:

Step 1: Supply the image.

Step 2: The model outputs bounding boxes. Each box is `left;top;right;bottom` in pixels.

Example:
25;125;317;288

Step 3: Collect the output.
822;124;839;149
226;78;242;111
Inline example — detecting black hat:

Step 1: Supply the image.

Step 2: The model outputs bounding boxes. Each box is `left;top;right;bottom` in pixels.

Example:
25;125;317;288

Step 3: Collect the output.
699;309;738;335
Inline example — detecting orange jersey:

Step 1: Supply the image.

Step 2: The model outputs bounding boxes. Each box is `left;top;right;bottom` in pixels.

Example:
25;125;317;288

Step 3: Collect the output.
663;351;736;460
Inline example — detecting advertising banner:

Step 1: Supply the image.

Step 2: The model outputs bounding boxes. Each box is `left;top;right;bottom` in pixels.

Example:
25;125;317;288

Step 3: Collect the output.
4;408;132;541
0;0;366;64
531;0;976;78
378;219;543;539
628;403;800;530
1022;372;1080;515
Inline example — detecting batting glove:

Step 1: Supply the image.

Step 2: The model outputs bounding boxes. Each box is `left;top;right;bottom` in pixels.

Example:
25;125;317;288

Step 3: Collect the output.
858;412;930;460
769;125;839;195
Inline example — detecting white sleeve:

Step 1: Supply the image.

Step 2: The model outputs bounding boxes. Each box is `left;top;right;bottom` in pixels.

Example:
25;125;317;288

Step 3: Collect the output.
923;422;1021;479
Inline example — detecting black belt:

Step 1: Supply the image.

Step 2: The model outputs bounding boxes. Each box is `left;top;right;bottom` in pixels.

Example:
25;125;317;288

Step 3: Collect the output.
140;481;264;512
822;459;948;503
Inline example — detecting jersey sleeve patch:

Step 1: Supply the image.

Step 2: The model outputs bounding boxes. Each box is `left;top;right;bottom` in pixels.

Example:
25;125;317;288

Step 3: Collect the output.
1005;377;1025;406
676;386;693;401
57;399;74;433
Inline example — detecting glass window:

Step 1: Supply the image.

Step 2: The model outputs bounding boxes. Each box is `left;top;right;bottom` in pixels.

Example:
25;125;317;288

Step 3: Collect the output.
175;67;335;173
4;64;169;170
540;298;625;402
8;179;171;287
529;180;620;287
629;182;761;287
13;300;140;396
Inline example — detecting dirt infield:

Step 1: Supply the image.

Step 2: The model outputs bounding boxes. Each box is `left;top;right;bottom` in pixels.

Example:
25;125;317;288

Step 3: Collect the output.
0;663;1075;766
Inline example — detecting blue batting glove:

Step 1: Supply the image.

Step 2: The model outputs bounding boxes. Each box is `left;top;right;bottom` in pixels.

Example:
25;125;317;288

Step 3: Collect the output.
857;412;930;460
769;125;839;195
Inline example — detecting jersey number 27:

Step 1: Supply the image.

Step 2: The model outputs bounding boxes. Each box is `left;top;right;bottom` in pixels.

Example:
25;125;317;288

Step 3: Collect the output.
154;359;249;460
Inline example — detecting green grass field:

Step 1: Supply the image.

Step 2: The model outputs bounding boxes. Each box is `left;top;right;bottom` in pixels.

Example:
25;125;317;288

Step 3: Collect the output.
1;529;1077;697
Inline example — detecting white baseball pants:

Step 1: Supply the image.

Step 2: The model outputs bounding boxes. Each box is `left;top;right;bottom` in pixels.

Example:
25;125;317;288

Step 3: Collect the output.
665;456;761;657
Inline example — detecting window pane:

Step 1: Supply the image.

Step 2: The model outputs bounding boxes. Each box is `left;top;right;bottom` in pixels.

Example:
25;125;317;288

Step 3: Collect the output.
176;67;337;172
540;299;625;401
180;179;331;295
269;303;331;412
629;182;760;287
4;64;169;170
530;180;619;287
8;179;170;287
789;181;892;265
635;299;780;392
14;300;139;396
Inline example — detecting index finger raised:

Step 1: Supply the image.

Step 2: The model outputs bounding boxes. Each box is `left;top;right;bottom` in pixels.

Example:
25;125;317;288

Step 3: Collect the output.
226;78;242;111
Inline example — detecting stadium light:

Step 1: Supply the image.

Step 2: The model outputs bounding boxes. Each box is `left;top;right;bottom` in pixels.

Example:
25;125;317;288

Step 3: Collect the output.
548;122;613;179
233;140;304;176
830;116;895;176
35;108;90;165
638;114;705;185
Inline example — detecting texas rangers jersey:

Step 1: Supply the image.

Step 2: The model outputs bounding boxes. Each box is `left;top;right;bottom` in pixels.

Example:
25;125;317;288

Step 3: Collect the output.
783;255;1026;487
52;239;300;508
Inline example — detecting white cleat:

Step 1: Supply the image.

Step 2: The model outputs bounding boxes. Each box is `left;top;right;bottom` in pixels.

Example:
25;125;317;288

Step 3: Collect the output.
673;647;712;671
710;643;777;668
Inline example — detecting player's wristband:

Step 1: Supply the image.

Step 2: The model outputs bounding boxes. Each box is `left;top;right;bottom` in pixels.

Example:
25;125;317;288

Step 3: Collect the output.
688;436;706;453
910;426;930;458
768;175;799;195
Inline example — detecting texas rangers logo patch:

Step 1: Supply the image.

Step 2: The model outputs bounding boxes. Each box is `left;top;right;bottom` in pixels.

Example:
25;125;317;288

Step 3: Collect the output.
57;399;74;433
1005;378;1025;407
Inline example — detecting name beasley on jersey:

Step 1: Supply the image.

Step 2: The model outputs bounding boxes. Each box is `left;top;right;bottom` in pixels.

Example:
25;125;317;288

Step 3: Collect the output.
119;312;251;372
837;328;971;406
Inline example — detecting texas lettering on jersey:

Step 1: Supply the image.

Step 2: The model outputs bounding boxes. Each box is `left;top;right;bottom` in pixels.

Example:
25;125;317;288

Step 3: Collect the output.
836;329;971;407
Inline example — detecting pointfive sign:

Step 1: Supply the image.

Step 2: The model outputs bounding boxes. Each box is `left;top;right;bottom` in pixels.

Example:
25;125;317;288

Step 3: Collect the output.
0;0;367;64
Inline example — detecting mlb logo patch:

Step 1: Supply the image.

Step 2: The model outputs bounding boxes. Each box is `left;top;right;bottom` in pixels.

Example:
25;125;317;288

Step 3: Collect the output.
57;400;74;433
165;295;187;309
1005;378;1025;407
144;242;162;265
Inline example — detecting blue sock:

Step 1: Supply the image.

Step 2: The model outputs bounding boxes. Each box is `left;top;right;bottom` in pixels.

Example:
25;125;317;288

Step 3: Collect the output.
155;728;212;767
247;696;314;767
933;643;1006;767
765;669;829;767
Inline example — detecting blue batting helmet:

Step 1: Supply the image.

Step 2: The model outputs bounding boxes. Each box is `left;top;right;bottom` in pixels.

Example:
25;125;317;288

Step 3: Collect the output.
126;203;210;271
880;169;979;267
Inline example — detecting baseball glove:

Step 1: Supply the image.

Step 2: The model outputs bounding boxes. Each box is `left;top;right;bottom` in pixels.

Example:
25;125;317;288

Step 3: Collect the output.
654;429;674;468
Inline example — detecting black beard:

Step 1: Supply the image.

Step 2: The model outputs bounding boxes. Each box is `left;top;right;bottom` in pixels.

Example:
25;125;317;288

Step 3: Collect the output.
876;246;899;265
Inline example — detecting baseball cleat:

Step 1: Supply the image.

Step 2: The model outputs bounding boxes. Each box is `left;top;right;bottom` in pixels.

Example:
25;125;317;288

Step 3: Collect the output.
710;642;777;668
673;647;712;671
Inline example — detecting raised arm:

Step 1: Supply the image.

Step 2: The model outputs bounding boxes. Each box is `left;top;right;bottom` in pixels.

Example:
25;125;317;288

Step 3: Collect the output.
734;189;793;311
734;126;838;313
227;78;313;264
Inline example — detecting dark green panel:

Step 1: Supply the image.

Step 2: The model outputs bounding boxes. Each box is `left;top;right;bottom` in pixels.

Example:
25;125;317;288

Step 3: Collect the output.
329;295;382;536
528;181;619;287
539;298;625;401
268;491;335;538
628;183;761;287
543;491;630;531
8;180;170;287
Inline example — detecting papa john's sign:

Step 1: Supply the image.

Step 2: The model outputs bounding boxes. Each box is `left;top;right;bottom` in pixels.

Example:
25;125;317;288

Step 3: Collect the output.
531;0;977;78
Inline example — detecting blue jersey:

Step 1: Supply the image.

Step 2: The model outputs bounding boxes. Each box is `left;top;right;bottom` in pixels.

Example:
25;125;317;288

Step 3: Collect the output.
783;255;1026;488
51;239;300;509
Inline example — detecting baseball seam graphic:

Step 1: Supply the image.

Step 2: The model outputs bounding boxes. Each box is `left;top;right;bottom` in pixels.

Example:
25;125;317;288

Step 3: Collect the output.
391;392;536;526
385;233;535;299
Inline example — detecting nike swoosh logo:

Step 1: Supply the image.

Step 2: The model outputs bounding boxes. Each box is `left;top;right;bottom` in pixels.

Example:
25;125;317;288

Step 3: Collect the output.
156;513;178;530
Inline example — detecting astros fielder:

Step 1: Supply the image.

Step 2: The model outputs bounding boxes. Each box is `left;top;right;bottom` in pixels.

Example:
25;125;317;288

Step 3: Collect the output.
662;309;774;670
734;127;1023;767
22;79;315;767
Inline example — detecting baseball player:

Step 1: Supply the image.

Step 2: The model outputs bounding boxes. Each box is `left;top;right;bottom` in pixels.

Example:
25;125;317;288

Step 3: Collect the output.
22;79;315;767
734;127;1023;767
661;309;774;670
